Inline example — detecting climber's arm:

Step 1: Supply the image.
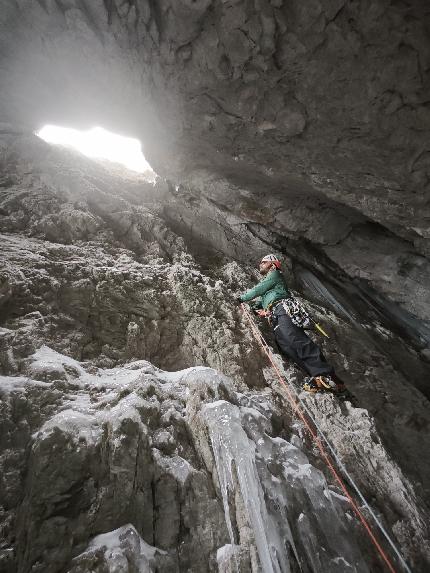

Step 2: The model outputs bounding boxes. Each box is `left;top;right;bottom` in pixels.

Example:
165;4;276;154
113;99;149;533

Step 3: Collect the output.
239;271;278;302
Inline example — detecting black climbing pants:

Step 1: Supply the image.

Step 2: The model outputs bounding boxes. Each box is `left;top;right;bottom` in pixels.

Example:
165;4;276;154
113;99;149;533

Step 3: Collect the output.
272;306;333;377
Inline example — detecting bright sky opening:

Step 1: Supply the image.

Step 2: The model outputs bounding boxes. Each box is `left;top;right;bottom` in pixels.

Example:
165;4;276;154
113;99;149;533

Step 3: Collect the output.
37;125;154;175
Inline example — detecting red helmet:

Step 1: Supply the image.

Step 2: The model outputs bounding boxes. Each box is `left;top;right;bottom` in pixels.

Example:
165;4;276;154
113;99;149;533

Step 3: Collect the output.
260;254;281;269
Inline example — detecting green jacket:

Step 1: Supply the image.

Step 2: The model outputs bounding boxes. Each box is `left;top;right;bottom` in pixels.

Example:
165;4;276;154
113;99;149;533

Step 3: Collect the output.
240;269;290;310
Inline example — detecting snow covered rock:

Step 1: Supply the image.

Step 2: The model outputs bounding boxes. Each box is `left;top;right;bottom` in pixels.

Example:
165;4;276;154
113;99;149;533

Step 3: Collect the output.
68;525;168;573
2;349;428;571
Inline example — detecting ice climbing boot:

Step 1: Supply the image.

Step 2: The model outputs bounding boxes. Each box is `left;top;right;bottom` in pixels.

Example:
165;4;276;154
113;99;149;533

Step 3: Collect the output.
302;378;320;393
314;375;337;390
302;375;337;393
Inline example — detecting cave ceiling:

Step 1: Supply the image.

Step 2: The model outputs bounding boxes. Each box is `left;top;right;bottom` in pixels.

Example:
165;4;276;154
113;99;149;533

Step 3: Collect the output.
1;1;429;202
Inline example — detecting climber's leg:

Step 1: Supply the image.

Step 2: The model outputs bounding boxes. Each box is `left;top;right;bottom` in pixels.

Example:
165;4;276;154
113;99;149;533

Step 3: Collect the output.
272;310;333;377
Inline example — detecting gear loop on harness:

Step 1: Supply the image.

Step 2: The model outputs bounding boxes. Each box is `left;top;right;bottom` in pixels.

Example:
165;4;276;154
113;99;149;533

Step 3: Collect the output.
271;297;312;329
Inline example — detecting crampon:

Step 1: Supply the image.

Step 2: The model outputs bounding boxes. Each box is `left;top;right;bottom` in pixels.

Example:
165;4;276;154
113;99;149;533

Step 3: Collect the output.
302;375;346;394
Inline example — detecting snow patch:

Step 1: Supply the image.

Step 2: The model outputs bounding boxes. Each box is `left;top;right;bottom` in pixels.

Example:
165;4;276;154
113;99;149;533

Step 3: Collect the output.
0;375;50;395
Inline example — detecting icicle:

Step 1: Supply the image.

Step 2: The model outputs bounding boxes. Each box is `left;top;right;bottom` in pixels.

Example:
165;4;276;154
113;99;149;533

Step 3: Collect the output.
204;400;290;573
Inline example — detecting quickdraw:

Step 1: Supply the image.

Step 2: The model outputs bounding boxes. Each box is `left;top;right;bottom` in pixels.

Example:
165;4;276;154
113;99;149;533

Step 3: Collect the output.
280;297;312;329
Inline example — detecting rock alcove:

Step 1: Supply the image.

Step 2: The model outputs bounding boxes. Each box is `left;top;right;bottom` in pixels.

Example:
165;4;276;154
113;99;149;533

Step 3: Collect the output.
0;1;429;572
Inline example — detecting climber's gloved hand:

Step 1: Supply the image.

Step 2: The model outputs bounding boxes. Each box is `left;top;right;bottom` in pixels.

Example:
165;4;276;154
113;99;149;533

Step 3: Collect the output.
235;297;243;305
256;309;269;317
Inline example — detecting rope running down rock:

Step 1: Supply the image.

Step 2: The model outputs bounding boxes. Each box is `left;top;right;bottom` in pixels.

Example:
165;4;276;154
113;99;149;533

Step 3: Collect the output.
240;302;412;573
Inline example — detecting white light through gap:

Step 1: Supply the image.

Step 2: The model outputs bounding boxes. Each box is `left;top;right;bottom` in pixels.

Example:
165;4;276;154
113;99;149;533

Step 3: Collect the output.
37;125;154;174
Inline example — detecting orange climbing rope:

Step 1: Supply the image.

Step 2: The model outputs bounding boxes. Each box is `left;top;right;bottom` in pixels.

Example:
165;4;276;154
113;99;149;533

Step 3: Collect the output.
240;303;411;573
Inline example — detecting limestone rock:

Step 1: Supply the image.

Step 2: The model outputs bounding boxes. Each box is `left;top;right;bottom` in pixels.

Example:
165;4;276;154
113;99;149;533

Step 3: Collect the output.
0;3;429;571
1;350;429;571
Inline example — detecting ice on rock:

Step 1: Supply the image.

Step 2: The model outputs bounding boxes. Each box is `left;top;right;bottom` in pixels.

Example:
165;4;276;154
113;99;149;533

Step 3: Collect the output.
217;543;242;572
203;400;290;573
266;434;370;573
1;340;417;570
28;345;86;380
204;398;371;573
34;408;102;445
70;524;165;572
152;449;193;485
0;375;50;395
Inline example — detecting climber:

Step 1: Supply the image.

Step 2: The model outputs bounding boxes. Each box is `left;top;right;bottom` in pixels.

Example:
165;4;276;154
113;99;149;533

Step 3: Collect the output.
238;254;343;393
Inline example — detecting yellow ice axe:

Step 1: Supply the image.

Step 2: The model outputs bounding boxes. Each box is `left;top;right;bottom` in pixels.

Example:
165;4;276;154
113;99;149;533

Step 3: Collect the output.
313;321;330;338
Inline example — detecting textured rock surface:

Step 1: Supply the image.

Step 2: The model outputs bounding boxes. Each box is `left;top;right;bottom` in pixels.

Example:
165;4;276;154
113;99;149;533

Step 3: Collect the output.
0;1;428;353
1;135;429;572
0;0;429;242
0;135;267;385
0;1;430;572
1;347;428;572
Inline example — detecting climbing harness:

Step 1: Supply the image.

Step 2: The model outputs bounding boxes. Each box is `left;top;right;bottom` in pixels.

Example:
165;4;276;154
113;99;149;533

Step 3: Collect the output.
272;297;312;328
269;297;330;338
240;302;412;573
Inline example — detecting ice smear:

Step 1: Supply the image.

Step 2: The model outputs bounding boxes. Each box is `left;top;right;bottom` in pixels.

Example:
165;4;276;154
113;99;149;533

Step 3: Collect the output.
152;449;193;485
297;268;355;321
0;375;50;395
29;345;86;376
33;408;103;444
217;543;241;570
204;400;289;573
333;556;353;568
83;524;165;571
159;365;216;383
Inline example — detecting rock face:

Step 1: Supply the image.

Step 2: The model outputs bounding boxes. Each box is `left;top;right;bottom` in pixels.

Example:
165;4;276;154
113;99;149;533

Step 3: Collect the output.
0;2;430;572
3;0;428;356
1;347;428;573
1;134;429;572
0;135;265;383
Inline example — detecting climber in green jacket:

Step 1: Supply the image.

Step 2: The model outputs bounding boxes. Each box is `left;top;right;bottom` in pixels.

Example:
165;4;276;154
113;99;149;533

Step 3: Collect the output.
239;254;343;393
239;257;290;311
